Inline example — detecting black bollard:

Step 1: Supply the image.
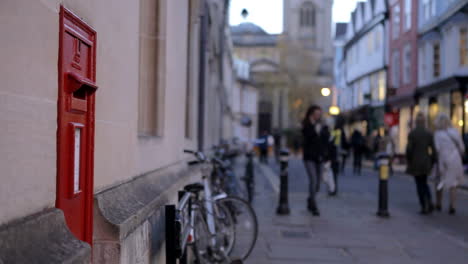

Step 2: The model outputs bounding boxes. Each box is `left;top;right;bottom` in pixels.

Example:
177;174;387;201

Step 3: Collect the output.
376;154;390;218
276;149;290;215
244;151;255;203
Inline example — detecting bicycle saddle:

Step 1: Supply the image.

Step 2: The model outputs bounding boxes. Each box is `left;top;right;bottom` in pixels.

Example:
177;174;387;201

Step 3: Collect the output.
184;182;204;193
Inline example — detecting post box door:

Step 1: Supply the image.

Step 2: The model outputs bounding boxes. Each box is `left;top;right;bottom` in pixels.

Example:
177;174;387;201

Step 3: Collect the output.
56;6;97;245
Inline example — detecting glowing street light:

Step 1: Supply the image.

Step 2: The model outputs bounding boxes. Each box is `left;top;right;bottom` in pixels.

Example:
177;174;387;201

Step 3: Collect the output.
329;106;340;115
321;87;331;97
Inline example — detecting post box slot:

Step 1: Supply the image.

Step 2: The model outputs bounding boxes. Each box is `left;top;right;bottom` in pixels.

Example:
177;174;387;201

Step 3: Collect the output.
66;72;98;95
73;88;87;100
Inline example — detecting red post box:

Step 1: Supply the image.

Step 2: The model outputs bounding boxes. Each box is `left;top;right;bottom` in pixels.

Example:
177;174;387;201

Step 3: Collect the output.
56;6;97;245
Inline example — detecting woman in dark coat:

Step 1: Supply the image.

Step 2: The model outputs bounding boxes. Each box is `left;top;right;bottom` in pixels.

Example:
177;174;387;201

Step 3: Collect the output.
406;113;436;214
302;105;330;216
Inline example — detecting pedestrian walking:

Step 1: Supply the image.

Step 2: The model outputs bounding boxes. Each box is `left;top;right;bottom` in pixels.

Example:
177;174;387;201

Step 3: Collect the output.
351;129;365;175
329;124;343;196
339;129;350;173
273;129;282;163
257;131;269;164
302;105;330;216
406;113;436;215
433;113;465;215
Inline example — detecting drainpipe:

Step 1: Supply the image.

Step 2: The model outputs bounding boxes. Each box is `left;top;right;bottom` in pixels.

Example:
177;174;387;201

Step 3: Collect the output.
198;1;208;151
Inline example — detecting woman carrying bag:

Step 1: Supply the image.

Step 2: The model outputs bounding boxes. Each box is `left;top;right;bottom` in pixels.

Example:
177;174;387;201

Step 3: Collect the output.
433;113;465;215
301;105;331;216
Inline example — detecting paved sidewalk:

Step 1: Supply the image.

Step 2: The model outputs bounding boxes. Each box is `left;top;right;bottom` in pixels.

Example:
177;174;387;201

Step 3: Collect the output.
241;159;468;264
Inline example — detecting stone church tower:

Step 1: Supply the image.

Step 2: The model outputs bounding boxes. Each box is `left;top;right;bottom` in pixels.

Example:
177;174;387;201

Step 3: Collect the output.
282;0;334;123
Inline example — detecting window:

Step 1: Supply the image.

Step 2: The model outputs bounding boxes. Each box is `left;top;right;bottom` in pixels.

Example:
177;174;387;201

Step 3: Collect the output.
433;43;440;77
460;28;468;66
138;0;161;136
367;31;373;55
375;27;381;51
422;0;435;22
403;44;411;84
392;5;401;39
392;51;400;88
300;2;316;27
378;71;386;101
404;0;411;31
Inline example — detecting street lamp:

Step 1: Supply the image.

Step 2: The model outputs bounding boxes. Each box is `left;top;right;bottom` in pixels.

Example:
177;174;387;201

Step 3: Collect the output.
329;106;340;116
321;87;331;97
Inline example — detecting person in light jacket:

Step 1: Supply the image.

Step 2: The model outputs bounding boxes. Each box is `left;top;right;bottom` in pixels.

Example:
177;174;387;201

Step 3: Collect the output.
433;113;465;215
406;113;436;215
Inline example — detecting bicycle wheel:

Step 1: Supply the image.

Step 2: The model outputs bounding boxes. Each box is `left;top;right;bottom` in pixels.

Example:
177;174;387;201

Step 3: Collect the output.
193;204;234;264
192;209;211;264
216;196;258;261
213;201;236;255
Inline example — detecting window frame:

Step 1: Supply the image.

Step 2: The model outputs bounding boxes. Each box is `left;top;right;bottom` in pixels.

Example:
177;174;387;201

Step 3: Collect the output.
460;27;468;66
433;42;441;78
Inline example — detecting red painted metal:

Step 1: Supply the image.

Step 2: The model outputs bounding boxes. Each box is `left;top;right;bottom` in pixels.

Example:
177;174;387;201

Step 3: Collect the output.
57;6;97;246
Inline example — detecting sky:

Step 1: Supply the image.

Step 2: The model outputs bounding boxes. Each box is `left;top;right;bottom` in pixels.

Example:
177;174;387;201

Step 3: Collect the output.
229;0;363;34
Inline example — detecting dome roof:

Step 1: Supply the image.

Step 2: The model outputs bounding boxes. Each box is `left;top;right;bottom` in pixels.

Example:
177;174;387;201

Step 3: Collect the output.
231;22;267;35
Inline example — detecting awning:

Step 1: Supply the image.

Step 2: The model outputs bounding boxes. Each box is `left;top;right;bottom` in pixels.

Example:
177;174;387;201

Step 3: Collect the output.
417;76;468;98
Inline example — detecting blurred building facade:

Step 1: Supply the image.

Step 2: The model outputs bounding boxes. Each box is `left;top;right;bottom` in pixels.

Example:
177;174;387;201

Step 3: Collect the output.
231;0;334;134
416;0;468;137
232;58;259;147
282;0;334;125
339;0;389;136
0;0;235;263
231;22;290;135
387;0;420;154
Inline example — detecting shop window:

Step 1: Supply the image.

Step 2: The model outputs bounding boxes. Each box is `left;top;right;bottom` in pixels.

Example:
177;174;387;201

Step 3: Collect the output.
460;28;468;66
428;98;438;131
433;43;440;78
451;91;463;133
378;71;386;101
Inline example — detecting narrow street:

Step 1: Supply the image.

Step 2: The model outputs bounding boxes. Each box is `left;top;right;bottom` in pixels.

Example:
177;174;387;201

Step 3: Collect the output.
243;157;468;263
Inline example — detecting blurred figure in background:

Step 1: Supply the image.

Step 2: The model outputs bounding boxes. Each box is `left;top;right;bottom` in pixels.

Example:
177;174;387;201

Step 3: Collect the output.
433;113;465;215
273;129;282;163
406;113;435;215
329;124;343;196
351;128;365;175
257;131;269;164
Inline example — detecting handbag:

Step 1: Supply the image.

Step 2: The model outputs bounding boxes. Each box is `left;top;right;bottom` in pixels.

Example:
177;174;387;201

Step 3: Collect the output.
445;131;464;159
322;162;335;193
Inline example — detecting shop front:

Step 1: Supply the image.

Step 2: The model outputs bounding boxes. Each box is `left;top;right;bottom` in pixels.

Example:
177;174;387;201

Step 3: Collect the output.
417;77;468;133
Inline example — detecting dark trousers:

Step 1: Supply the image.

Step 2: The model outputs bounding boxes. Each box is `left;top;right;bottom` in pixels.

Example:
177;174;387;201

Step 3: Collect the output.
259;148;268;163
304;160;322;209
331;159;339;194
353;150;362;174
340;154;348;173
414;175;433;210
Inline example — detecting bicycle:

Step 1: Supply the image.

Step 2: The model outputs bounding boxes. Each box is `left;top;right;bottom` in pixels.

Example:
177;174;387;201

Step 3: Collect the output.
183;149;258;263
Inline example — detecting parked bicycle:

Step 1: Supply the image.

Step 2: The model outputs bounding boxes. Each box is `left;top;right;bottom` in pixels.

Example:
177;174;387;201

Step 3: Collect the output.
183;149;258;263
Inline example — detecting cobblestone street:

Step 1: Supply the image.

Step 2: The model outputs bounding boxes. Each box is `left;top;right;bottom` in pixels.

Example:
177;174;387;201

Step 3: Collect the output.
242;157;468;264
